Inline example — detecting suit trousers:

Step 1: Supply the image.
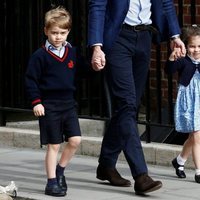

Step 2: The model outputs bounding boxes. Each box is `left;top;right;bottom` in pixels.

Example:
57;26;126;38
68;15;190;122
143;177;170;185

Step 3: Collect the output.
99;26;152;178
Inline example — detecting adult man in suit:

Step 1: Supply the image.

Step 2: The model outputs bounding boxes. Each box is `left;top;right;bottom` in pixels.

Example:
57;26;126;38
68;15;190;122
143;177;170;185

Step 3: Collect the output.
88;0;186;195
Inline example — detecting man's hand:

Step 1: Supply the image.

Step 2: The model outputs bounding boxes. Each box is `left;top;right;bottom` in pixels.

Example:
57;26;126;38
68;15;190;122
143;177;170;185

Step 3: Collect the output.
33;104;45;117
170;37;186;58
91;46;106;71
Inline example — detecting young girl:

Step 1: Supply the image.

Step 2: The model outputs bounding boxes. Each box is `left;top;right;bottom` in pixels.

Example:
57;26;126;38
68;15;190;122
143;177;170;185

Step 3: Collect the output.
25;7;81;196
165;24;200;183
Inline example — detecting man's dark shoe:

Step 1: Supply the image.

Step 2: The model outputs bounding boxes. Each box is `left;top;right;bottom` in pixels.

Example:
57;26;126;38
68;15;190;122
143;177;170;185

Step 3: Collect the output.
172;158;186;178
96;164;131;187
195;174;200;183
45;184;66;197
57;175;67;192
134;173;162;195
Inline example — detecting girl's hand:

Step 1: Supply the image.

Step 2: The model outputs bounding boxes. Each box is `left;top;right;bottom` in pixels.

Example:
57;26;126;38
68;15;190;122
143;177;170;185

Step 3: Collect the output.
169;48;183;61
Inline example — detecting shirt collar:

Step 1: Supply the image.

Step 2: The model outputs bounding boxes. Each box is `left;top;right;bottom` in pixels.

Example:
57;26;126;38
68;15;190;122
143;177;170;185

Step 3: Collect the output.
45;40;72;51
187;54;200;64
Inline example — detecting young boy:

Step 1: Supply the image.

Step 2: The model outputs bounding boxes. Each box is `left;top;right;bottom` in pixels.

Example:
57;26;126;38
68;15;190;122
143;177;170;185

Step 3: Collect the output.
25;6;81;197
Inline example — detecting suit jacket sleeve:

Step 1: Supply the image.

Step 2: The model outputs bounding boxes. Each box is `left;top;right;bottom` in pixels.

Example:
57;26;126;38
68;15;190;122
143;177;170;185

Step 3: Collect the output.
163;0;181;37
88;0;107;46
151;0;181;43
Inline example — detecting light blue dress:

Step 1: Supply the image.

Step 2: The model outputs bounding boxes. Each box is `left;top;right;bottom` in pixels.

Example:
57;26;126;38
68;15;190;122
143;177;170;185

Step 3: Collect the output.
175;69;200;133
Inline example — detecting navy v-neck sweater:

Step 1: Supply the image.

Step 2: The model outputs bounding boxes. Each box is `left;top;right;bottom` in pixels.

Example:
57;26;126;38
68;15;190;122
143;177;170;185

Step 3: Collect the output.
25;46;77;106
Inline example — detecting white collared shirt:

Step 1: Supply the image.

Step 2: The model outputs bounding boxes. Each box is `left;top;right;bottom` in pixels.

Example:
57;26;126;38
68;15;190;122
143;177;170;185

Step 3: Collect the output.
124;0;152;26
45;40;72;58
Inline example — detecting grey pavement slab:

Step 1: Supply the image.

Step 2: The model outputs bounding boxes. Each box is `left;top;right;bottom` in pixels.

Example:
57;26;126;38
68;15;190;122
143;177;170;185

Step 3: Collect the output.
0;147;199;200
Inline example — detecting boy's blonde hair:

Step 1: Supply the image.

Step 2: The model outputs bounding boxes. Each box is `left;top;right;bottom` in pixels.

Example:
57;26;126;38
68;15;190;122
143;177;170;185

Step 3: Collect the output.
45;6;72;30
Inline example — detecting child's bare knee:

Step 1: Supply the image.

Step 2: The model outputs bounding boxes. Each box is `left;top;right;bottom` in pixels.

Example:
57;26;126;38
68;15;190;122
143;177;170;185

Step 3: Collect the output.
68;136;81;148
48;144;60;152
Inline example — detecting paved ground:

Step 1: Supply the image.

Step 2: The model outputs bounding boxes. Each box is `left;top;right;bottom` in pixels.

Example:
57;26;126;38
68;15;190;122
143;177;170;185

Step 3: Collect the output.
0;147;199;200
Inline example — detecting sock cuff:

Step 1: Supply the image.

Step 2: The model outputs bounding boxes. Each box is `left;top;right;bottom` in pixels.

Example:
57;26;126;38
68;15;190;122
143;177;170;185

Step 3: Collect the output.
56;164;65;176
195;169;200;175
177;154;186;165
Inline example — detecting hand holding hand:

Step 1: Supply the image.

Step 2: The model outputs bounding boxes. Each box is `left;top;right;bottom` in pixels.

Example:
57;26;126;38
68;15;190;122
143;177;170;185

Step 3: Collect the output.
91;46;106;71
170;37;186;58
169;47;183;61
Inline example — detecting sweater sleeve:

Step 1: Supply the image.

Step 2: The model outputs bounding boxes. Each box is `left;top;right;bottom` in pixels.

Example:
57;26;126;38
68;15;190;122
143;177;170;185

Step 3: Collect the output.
75;47;92;78
25;52;43;107
165;59;183;74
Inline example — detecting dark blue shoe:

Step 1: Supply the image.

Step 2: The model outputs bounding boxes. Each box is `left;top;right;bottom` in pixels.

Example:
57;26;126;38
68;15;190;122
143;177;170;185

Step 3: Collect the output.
45;184;66;197
172;158;186;178
57;175;67;192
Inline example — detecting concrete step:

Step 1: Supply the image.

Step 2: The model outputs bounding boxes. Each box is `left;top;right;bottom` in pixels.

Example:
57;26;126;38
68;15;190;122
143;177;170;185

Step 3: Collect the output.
0;124;194;170
6;119;146;137
6;119;106;137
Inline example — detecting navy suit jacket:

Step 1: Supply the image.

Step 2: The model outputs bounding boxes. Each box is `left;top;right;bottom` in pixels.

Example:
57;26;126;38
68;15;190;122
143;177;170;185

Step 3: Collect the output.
88;0;181;53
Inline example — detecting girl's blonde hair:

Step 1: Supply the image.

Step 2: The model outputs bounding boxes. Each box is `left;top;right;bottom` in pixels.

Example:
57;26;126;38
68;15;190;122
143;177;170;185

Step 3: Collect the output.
45;6;72;30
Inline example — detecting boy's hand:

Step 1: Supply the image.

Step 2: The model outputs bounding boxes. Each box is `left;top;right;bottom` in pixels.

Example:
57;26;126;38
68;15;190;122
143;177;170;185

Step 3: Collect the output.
33;104;45;117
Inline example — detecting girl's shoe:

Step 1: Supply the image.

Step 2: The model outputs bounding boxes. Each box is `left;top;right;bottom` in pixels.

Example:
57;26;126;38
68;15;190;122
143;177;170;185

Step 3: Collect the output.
172;158;186;178
195;174;200;183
